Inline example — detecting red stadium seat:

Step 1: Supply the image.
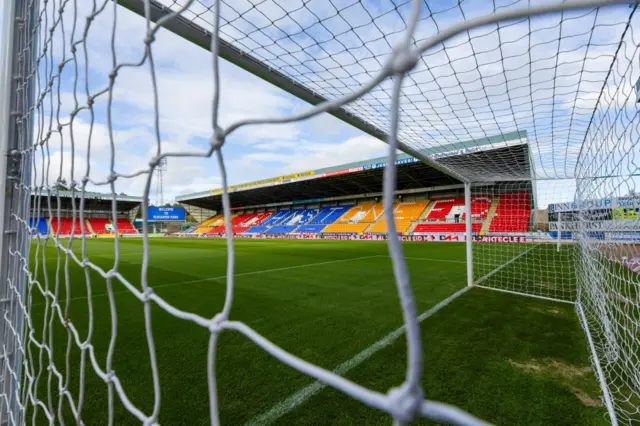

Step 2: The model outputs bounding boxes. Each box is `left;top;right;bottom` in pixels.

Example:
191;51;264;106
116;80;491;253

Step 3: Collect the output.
413;223;482;233
87;218;112;234
115;218;138;234
50;217;86;235
489;192;531;232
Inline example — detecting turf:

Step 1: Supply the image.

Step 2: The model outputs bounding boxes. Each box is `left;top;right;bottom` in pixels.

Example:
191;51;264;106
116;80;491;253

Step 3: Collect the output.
22;238;608;425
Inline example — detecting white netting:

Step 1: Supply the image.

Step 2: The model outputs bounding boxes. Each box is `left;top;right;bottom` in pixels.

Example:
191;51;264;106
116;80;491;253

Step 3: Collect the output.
0;0;638;425
471;181;578;303
572;6;640;420
149;0;635;182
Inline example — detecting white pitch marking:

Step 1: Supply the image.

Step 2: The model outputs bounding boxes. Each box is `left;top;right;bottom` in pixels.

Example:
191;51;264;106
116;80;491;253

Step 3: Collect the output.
245;286;472;426
403;257;466;263
473;244;539;285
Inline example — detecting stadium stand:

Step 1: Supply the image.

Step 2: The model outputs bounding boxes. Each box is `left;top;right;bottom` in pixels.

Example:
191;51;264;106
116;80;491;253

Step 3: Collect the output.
426;198;460;221
463;196;492;220
185;193;531;237
207;225;237;234
50;217;85;235
295;224;326;233
230;227;250;234
310;205;352;224
186;192;533;237
244;225;269;234
282;208;319;225
199;215;223;227
489;192;531;232
322;223;370;234
191;214;224;234
29;217;48;236
193;227;211;234
87;218;112;234
360;202;385;223
337;203;374;223
177;136;537;238
266;225;298;234
368;200;429;233
262;210;293;225
115;218;138;234
414;223;483;233
321;202;384;234
232;212;272;226
207;212;271;234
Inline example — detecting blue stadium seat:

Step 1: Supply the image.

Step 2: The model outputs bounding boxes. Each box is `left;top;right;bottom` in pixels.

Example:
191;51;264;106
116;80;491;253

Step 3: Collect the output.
295;224;325;233
29;217;48;236
245;226;269;233
266;225;297;234
262;210;294;225
281;208;319;225
310;205;353;224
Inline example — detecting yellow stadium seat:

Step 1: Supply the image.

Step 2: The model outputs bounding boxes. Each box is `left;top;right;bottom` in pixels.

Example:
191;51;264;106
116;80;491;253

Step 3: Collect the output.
321;223;370;234
337;203;374;223
360;202;385;223
192;214;227;233
368;200;429;233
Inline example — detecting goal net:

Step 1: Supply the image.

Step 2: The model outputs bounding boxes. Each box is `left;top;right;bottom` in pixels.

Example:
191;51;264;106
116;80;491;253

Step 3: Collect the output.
0;0;638;425
471;181;578;303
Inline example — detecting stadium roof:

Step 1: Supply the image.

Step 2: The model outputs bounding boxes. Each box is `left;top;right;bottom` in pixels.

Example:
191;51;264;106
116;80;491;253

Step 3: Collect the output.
177;131;532;211
30;190;142;212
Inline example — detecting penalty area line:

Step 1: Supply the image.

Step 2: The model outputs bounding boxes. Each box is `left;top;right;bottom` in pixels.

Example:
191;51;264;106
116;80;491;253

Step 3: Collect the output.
473;244;539;286
245;285;472;426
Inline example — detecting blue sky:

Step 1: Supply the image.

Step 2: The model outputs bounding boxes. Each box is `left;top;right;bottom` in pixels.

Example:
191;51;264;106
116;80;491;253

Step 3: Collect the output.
3;0;639;207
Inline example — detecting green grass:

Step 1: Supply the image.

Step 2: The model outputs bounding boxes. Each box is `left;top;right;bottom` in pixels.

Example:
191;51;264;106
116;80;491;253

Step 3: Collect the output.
22;238;608;425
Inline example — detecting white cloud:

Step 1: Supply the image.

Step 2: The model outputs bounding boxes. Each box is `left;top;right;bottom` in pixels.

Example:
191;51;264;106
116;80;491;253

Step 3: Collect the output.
225;134;388;185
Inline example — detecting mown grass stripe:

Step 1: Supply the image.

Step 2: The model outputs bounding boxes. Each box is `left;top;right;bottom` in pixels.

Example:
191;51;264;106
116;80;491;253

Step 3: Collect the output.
246;286;471;426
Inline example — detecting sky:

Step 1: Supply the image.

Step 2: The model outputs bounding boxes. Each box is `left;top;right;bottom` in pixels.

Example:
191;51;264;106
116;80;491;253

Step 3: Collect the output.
3;0;640;208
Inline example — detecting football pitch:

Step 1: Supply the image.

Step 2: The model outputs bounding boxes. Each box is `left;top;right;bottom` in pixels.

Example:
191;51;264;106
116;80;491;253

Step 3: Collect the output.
25;238;607;425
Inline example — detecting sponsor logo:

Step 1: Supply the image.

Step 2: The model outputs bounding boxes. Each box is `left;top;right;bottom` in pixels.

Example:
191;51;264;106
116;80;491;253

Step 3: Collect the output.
472;236;527;243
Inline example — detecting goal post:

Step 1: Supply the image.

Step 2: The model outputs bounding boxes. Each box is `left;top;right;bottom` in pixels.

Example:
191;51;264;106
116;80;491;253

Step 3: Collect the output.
1;0;639;425
0;0;39;423
464;182;473;287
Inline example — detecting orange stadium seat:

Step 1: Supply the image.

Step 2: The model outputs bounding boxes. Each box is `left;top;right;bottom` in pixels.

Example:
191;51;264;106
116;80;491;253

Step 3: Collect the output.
321;223;370;234
369;200;429;233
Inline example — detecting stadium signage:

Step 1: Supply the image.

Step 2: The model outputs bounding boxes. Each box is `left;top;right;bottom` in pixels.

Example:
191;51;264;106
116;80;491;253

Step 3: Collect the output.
548;196;640;213
614;196;640;208
148;206;186;221
411;233;466;241
472;236;527;243
549;199;612;213
399;235;463;242
325;166;364;177
188;233;533;243
550;220;638;231
263;234;319;240
429;137;526;160
606;232;640;242
209;171;317;194
363;158;418;171
322;233;359;240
